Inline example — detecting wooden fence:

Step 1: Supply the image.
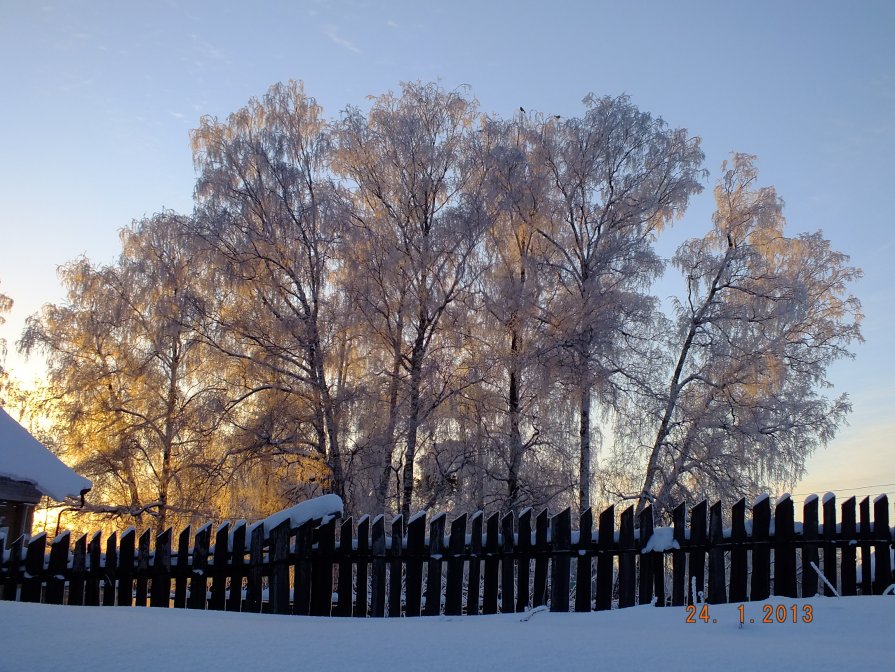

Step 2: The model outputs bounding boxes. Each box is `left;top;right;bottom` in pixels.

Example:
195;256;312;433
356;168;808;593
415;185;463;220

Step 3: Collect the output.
1;493;892;615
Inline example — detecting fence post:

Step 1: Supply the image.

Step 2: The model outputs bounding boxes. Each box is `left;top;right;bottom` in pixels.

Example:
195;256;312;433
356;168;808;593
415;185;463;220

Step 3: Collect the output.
840;497;857;596
516;509;532;612
424;513;446;616
371;515;387;617
293;520;313;615
226;522;246;613
728;499;747;603
859;497;872;595
872;495;892;594
467;511;483;615
268;519;290;615
355;515;370;617
103;531;118;606
312;517;337;616
135;530;151;607
483;512;500;614
751;496;771;601
596;505;615;611
150;528;172;607
802;496;819;598
822;494;837;596
3;535;25;602
405;512;425;617
501;512;516;614
188;524;210;610
532;510;549;608
71;533;89;606
638;506;654;606
209;523;229;611
117;529;135;607
46;531;70;604
708;502;726;604
245;523;263;613
550;508;571;612
21;533;47;603
445;513;466;616
335;517;353;617
388;515;403;617
575;508;592;612
618;506;635;608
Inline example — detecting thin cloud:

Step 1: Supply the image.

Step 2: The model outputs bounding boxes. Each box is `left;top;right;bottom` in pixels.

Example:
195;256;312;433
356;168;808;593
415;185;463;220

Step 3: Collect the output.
322;25;361;54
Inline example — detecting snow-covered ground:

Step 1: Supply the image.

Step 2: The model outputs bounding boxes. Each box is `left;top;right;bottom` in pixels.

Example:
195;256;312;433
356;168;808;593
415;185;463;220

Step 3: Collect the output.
0;597;891;671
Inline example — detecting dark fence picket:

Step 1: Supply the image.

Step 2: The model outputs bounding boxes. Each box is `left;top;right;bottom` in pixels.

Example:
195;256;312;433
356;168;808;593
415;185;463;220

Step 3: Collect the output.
3;535;25;602
774;495;797;598
293;520;313;616
117;529;135;607
596;505;615;611
840;497;857;596
21;533;47;603
445;514;466;616
245;524;264;613
532;510;548;608
150;529;172;608
467;512;483;615
209;523;229;611
424;513;446;616
729;499;747;603
8;492;890;616
268;519;291;615
751;497;771;601
872;496;892;594
482;513;499;615
135;530;150;607
501;512;516;614
550;508;571;613
859;497;872;595
688;501;707;605
71;534;88;606
312;517;336;616
46;531;70;605
822;494;837;596
86;532;102;606
388;516;403;618
370;515;387;617
575;508;592;613
638;506;655;606
335;517;353;617
103;531;118;606
405;513;425;617
355;515;370;618
802;497;819;598
174;526;190;609
618;506;635;608
188;525;210;610
226;523;246;613
516;509;532;612
708;502;726;604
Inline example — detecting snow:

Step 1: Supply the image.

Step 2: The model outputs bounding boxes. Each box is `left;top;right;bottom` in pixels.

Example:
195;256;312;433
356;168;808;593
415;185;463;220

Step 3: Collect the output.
823;491;836;504
0;406;92;501
752;493;769;507
775;492;791;506
0;597;891;671
804;494;818;505
259;494;343;537
641;526;679;553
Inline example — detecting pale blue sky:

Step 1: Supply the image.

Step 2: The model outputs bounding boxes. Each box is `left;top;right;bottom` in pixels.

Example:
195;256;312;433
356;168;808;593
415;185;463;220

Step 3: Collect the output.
1;0;893;502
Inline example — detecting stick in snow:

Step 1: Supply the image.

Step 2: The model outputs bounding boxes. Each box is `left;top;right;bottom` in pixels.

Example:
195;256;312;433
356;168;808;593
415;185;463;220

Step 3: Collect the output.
810;561;840;598
519;605;548;622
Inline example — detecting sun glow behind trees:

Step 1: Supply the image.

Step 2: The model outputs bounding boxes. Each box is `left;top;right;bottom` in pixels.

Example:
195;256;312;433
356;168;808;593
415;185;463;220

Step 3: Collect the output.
10;81;862;529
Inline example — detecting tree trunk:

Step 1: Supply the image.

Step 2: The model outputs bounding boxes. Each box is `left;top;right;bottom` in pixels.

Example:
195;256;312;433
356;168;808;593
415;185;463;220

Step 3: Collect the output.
507;328;523;509
400;344;424;520
376;326;403;511
578;380;591;512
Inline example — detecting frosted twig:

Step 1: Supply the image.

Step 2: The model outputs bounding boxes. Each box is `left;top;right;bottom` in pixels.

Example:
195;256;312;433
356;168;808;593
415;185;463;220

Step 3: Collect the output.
810;561;840;597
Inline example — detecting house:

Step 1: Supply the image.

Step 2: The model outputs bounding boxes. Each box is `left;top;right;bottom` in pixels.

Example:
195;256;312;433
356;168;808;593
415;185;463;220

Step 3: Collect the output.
0;407;92;547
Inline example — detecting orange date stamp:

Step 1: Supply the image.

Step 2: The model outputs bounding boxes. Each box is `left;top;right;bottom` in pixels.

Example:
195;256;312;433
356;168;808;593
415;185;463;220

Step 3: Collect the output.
685;603;814;624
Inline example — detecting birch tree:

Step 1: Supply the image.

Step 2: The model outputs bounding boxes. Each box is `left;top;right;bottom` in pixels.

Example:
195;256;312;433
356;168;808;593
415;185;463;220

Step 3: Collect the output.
20;214;230;533
634;154;863;513
536;95;705;510
190;81;350;501
335;82;486;517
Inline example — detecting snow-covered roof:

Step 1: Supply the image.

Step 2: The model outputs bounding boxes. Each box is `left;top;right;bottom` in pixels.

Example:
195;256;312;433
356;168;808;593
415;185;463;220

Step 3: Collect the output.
0;407;92;501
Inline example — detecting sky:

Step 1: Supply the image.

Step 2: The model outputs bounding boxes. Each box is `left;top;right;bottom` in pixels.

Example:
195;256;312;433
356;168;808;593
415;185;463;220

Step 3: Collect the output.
0;0;893;506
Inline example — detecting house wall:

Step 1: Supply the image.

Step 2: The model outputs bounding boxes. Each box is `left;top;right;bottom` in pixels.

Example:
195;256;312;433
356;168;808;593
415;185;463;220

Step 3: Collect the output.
0;477;42;548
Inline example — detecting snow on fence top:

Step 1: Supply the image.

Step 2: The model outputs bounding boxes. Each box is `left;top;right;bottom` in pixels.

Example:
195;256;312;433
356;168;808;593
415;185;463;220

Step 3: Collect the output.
0;407;92;501
257;494;343;537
